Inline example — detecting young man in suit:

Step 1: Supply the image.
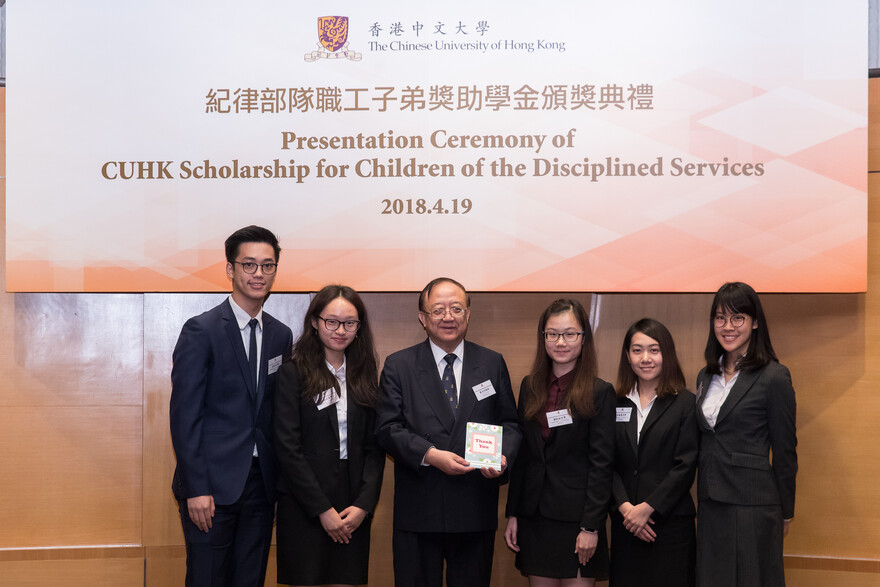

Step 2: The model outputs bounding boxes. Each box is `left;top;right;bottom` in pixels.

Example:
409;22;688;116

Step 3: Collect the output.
170;225;293;586
375;277;522;587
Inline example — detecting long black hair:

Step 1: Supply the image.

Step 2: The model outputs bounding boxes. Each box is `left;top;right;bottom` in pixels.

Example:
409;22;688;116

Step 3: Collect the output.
292;285;379;406
523;298;598;420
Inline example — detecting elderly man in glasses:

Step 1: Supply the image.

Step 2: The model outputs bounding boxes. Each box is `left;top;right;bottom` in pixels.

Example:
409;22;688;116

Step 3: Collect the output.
376;277;522;587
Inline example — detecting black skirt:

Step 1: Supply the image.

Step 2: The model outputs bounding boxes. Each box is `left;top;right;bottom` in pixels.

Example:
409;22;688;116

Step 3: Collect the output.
276;461;372;586
515;513;609;580
609;512;695;587
695;499;784;587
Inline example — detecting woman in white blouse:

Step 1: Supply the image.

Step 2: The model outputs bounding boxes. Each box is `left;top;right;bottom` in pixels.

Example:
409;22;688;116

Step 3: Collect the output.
273;285;385;587
610;318;697;586
694;282;797;586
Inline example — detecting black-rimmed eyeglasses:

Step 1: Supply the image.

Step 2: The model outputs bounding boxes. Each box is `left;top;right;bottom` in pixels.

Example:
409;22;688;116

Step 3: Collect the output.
317;316;361;332
232;261;277;275
543;331;584;342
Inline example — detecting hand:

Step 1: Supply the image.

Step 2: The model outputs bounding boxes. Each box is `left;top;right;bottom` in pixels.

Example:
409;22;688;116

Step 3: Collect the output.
424;447;472;475
187;495;215;533
480;455;507;479
575;529;598;566
634;525;656;543
339;506;368;534
504;516;520;552
623;501;656;542
783;519;791;538
186;495;214;532
318;508;353;544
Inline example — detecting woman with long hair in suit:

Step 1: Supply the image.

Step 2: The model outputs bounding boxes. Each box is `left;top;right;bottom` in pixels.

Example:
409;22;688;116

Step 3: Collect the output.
609;318;697;586
695;282;797;586
504;298;615;586
274;285;385;587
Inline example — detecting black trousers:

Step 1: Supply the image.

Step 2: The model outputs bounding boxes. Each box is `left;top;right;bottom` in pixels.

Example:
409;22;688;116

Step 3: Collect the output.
392;528;496;587
178;458;274;587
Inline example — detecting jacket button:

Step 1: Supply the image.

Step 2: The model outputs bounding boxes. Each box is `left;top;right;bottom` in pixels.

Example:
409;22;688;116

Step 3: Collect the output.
633;470;638;476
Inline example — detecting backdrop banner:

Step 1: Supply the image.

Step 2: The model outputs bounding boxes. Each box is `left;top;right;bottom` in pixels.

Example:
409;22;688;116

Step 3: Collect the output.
6;1;867;292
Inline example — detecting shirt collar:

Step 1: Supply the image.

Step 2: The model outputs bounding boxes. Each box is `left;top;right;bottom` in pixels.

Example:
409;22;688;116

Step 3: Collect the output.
627;383;658;410
228;295;263;331
428;338;465;367
550;369;575;389
626;385;640;404
325;357;347;380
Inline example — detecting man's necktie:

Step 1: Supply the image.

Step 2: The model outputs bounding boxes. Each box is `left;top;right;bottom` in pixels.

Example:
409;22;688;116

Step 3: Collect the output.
442;353;458;412
248;318;259;392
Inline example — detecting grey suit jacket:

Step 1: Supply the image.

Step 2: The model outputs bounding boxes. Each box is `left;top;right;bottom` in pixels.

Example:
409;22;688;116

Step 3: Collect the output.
695;361;797;519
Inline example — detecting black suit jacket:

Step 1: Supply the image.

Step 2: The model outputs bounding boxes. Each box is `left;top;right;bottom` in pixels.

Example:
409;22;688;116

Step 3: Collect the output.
695;361;797;519
375;339;522;533
611;390;698;519
273;363;385;517
505;377;615;531
170;298;293;505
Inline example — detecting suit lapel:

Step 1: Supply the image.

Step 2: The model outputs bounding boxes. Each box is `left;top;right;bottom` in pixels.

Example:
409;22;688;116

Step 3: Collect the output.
416;341;456;433
222;300;256;400
640;394;672;441
255;316;272;414
695;370;712;430
716;368;759;425
328;395;341;445
621;397;639;456
456;343;480;426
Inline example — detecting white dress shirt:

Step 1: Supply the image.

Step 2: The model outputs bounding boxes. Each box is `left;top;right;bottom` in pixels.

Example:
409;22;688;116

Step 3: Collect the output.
326;359;349;460
228;295;263;457
626;386;657;443
428;339;465;402
701;367;739;429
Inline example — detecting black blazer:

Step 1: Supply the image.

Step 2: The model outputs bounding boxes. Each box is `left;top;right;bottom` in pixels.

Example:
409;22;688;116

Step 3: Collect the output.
170;299;293;505
375;339;522;533
273;363;385;518
695;361;797;519
611;390;698;519
505;377;615;531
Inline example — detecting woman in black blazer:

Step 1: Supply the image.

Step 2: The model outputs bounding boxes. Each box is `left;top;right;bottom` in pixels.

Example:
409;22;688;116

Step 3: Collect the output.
504;298;615;586
695;282;797;586
609;318;697;586
273;285;385;587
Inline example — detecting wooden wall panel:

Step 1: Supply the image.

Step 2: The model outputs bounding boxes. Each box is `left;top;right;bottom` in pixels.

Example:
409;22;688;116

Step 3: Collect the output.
0;406;142;547
1;293;144;406
1;80;879;585
0;558;144;586
142;293;226;548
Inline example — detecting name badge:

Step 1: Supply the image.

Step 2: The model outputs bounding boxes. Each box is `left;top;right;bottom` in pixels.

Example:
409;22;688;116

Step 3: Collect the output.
616;407;632;422
315;388;340;410
472;380;497;401
546;409;573;428
268;354;283;375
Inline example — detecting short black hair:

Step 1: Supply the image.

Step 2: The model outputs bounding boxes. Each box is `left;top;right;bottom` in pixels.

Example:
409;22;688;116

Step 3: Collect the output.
418;277;470;311
224;225;281;263
616;317;686;399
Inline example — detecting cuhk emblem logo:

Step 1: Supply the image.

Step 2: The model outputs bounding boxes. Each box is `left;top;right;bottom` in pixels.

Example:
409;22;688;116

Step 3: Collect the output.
305;16;362;61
